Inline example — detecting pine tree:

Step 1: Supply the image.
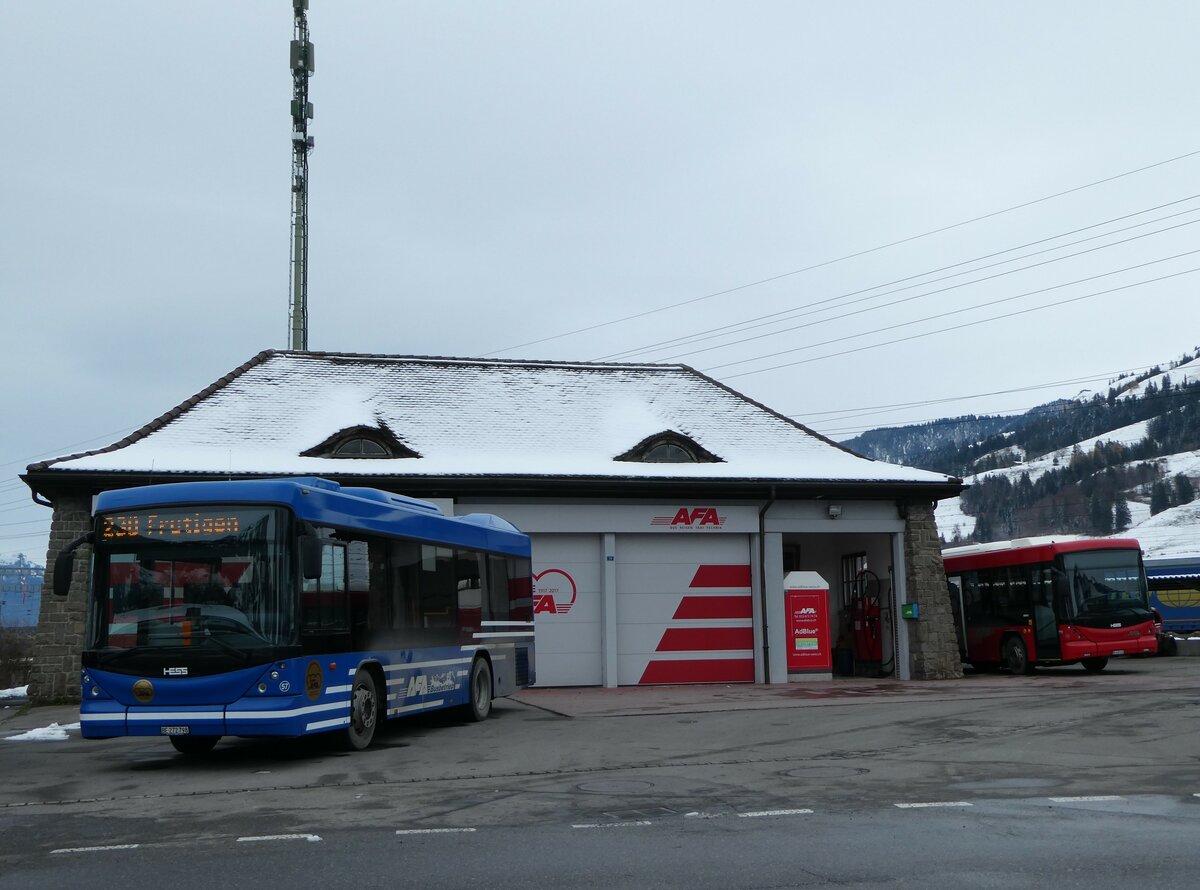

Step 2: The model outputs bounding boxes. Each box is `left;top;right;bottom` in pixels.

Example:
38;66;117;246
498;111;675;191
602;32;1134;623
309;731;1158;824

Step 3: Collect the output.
1113;493;1132;531
1151;480;1172;515
1176;474;1196;505
1089;492;1114;534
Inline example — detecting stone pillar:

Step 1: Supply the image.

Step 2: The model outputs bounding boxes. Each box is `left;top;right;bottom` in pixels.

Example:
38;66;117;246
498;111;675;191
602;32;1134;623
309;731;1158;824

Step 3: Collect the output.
28;496;91;704
903;501;962;680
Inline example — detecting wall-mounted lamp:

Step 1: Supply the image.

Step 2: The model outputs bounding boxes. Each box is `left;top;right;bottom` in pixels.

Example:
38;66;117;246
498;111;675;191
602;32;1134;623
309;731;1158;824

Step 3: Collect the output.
827;504;842;519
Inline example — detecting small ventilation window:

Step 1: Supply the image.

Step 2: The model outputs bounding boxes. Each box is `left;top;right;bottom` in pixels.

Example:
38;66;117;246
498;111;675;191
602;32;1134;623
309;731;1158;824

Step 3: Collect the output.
614;431;722;464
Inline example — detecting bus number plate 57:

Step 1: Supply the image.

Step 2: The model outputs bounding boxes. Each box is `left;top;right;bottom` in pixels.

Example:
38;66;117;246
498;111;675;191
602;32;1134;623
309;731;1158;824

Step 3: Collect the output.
160;726;190;736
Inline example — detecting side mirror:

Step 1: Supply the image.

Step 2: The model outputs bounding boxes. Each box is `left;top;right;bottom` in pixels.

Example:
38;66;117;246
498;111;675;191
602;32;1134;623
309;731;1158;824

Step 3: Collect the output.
53;532;94;596
300;535;323;581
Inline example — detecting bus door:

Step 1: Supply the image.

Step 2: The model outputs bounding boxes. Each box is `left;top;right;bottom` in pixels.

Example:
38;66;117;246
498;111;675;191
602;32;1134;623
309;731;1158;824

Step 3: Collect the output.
1031;566;1061;661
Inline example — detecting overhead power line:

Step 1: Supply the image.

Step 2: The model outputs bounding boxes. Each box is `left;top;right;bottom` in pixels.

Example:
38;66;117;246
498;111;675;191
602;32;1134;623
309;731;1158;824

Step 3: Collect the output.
484;148;1200;357
599;200;1200;363
719;265;1200;380
655;218;1200;364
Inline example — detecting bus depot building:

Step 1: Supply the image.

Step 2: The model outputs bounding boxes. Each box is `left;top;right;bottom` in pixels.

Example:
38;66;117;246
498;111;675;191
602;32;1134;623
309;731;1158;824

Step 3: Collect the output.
23;350;965;701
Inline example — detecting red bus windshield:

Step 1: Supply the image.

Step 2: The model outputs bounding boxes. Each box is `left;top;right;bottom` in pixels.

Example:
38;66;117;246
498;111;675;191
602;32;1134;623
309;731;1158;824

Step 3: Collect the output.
1060;550;1152;627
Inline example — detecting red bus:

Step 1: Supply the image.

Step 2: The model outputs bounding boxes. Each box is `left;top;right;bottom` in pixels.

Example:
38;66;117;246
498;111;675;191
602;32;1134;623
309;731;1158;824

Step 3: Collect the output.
943;537;1157;673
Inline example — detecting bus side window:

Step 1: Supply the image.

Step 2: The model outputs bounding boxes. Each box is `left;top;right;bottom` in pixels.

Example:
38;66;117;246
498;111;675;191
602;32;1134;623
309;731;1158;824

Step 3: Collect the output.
303;541;347;632
455;550;484;638
419;545;457;642
389;541;421;636
486;555;510;623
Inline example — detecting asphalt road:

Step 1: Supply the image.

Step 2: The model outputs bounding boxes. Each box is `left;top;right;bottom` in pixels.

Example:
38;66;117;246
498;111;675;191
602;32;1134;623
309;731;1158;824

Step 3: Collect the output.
2;657;1198;888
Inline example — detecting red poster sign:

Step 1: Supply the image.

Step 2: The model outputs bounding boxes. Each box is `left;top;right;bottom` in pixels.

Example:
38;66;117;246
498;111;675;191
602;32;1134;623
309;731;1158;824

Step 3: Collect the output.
785;589;831;671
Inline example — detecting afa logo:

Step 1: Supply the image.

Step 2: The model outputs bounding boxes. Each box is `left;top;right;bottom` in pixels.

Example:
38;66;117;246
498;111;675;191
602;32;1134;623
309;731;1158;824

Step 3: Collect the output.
533;568;577;615
650;507;726;529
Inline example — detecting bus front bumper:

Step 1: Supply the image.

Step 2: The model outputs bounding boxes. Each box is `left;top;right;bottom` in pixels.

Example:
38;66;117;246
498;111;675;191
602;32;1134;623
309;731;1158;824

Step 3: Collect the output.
80;696;351;739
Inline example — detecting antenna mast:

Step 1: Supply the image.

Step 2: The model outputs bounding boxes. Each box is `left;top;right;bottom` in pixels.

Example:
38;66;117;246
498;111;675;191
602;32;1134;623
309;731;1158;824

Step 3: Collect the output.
289;0;315;350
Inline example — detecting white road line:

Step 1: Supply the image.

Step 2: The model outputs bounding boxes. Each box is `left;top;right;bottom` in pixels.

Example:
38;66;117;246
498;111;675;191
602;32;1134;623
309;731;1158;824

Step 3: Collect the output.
685;812;724;819
395;828;478;835
738;809;814;818
51;844;140;855
236;834;322;843
894;801;974;809
1051;801;1123;810
571;821;653;829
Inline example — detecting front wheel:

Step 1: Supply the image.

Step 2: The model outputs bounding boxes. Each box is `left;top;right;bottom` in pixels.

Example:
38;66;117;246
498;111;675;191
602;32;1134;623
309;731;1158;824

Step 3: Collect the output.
1002;635;1034;675
344;668;379;750
1081;657;1109;673
169;735;220;756
463;657;493;722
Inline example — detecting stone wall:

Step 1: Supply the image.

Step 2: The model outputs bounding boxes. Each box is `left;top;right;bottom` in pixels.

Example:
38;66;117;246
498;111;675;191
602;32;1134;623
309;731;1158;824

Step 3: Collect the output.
28;496;90;704
903;501;963;680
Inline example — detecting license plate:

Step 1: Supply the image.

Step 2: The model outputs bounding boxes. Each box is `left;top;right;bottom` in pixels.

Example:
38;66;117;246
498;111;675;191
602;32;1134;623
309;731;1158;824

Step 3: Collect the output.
1111;649;1125;656
160;726;190;736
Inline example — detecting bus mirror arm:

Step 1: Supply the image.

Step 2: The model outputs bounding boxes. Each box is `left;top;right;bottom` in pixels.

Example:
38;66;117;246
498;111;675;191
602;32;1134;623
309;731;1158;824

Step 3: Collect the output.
299;534;323;580
53;532;94;596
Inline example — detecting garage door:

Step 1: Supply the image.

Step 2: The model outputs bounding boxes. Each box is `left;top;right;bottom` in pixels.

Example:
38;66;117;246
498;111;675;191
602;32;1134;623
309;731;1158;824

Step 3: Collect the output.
616;534;753;685
531;534;603;686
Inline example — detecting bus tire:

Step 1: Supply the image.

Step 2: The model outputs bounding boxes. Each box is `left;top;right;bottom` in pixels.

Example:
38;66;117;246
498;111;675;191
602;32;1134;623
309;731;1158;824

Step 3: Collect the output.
1002;635;1034;675
1081;657;1109;673
1159;636;1177;657
169;735;220;756
345;668;379;750
464;657;493;722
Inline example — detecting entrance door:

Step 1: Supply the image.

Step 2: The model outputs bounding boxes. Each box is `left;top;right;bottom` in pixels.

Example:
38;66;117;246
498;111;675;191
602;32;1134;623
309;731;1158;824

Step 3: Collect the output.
1031;566;1062;661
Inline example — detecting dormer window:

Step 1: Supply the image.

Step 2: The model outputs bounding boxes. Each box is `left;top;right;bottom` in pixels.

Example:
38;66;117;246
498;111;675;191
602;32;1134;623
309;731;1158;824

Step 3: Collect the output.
614;431;722;464
333;437;389;457
301;425;420;460
643;442;697;463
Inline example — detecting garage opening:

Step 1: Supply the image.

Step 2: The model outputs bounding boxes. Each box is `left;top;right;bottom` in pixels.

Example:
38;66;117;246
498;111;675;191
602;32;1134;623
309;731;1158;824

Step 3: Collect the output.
782;533;897;679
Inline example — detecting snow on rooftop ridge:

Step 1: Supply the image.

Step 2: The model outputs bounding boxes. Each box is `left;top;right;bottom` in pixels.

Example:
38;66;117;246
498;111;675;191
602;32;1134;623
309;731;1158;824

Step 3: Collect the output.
283;348;688;373
31;349;960;487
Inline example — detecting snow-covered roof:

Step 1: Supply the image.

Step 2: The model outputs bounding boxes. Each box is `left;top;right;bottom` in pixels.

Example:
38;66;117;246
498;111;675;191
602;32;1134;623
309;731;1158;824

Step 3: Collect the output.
29;350;960;488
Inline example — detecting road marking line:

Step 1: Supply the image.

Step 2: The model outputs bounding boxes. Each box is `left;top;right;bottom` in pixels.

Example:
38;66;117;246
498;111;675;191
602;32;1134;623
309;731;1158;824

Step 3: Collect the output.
395;828;477;835
685;812;724;819
738;809;814;818
236;834;322;843
51;844;139;855
894;801;974;809
571;821;653;829
1051;801;1123;810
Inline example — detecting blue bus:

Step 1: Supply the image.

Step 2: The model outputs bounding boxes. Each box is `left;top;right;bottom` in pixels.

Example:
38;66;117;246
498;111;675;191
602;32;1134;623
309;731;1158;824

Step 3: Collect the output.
1144;555;1200;642
53;478;534;755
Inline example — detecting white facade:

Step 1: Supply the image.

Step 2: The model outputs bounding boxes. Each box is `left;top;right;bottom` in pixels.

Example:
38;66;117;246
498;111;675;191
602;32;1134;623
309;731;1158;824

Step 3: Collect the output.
459;498;912;687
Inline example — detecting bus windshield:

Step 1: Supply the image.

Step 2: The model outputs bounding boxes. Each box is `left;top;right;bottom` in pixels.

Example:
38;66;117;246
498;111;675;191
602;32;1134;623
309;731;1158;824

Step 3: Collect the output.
1061;550;1151;625
88;506;297;660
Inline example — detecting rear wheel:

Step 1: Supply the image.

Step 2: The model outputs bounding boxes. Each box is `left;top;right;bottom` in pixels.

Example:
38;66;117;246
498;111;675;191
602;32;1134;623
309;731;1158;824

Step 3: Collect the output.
1081;657;1109;673
345;668;379;750
463;657;493;722
1002;635;1034;675
169;735;219;756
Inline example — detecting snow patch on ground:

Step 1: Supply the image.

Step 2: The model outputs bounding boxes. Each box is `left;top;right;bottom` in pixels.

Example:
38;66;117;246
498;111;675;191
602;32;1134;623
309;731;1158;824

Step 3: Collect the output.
4;722;80;742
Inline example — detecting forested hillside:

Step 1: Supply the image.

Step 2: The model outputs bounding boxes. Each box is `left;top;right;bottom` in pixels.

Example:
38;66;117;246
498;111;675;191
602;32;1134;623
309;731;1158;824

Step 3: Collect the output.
843;349;1200;545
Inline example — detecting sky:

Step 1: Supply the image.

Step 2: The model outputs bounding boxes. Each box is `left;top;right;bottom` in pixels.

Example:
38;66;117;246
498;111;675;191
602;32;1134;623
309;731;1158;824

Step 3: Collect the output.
3;1;1200;563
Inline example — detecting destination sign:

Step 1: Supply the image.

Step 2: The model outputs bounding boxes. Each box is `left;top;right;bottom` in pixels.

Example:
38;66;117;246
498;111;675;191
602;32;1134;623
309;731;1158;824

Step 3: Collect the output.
100;511;242;542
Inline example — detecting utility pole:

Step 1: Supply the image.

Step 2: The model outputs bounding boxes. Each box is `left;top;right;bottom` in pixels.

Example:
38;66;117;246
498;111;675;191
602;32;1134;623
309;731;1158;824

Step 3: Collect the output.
289;0;315;350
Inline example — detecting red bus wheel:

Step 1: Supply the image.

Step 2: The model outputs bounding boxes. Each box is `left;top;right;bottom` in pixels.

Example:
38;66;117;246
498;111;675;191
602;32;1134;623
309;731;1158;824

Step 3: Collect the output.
1002;636;1034;675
